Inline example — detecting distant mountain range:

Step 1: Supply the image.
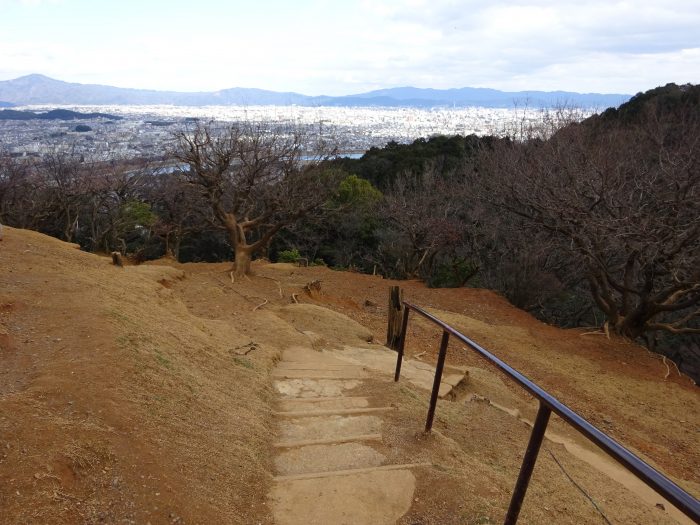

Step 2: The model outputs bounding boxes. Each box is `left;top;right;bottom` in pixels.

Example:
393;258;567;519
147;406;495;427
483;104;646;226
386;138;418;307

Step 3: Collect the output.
0;108;122;121
0;74;631;109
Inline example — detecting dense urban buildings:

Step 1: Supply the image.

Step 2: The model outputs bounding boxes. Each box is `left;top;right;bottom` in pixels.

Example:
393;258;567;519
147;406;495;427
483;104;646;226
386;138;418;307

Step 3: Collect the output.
0;104;576;159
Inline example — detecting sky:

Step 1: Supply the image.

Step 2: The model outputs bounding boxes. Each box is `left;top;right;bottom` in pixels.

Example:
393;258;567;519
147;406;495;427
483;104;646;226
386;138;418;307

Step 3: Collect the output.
1;0;699;95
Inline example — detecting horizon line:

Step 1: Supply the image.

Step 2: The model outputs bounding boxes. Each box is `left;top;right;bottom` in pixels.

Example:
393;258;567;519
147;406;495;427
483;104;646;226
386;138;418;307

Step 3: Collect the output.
0;73;634;98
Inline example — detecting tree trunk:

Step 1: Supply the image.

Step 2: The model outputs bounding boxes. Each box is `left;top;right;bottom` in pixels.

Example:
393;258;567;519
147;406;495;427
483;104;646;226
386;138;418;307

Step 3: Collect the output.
173;236;182;262
234;245;253;276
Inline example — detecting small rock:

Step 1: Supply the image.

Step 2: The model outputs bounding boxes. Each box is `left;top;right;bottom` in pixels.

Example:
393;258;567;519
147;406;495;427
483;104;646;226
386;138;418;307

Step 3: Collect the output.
656;503;666;511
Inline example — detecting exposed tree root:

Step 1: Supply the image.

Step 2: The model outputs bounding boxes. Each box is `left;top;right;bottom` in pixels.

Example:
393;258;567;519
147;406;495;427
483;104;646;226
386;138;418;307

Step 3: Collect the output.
259;275;283;297
253;299;268;312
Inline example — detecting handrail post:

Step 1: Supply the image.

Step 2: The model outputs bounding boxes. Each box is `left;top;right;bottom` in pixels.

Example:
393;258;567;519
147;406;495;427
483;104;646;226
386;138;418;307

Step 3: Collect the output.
399;302;700;523
394;306;410;382
504;403;552;525
425;330;450;432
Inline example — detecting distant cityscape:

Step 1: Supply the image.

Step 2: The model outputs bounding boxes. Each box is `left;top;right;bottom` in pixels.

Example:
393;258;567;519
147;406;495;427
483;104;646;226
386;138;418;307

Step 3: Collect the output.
0;104;590;159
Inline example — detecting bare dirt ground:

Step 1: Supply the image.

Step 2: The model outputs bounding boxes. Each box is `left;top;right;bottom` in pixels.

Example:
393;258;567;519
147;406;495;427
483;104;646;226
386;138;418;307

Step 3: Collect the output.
1;228;698;524
0;228;281;524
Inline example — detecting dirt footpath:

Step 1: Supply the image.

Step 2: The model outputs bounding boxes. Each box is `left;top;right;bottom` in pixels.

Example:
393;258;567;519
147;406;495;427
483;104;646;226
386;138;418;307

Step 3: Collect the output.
1;229;698;524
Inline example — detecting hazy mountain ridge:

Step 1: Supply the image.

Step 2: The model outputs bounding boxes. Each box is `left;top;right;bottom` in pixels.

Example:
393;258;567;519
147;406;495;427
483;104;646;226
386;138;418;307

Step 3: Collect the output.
0;108;122;121
0;74;630;108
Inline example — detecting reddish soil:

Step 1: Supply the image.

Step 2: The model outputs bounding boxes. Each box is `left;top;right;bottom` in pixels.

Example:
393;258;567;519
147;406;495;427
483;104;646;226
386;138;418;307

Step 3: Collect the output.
1;228;698;524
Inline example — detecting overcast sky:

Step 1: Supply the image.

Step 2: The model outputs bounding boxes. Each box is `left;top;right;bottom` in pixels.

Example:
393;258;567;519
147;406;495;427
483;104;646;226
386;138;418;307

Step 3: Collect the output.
1;0;698;95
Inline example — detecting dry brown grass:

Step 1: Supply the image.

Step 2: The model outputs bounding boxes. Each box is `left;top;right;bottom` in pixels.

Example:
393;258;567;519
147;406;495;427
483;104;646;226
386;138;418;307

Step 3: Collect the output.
0;227;278;524
1;230;698;524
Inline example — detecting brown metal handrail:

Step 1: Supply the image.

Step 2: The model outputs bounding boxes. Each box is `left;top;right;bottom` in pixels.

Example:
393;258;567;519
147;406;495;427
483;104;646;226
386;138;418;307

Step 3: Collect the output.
392;302;700;525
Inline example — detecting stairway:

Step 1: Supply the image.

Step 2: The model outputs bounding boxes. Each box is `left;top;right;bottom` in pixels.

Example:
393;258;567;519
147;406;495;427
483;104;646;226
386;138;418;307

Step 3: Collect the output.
268;346;428;525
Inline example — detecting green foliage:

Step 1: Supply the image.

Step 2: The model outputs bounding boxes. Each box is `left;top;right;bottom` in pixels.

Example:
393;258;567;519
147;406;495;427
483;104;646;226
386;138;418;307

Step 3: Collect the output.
333;134;493;190
120;200;156;229
596;83;700;126
277;248;301;263
335;174;382;207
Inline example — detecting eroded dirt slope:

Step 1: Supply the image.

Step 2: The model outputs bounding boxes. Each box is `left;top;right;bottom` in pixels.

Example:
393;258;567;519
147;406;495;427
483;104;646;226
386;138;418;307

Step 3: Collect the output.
2;229;698;524
0;228;282;524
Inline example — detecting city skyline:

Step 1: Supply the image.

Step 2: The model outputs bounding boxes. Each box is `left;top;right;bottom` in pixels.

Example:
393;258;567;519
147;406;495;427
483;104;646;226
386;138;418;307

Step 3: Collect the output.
1;0;699;96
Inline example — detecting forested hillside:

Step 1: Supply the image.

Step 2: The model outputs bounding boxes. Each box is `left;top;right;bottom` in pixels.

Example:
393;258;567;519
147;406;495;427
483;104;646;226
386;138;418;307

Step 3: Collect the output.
1;84;698;379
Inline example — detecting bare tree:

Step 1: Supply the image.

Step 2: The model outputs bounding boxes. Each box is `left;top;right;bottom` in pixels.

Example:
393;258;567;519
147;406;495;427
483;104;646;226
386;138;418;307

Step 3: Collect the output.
144;171;204;260
0;153;30;225
37;149;87;242
377;165;473;280
0;154;55;232
171;122;339;275
482;90;700;339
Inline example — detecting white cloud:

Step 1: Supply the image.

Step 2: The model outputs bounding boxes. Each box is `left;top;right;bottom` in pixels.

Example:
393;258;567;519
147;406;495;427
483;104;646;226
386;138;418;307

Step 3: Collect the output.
0;0;698;94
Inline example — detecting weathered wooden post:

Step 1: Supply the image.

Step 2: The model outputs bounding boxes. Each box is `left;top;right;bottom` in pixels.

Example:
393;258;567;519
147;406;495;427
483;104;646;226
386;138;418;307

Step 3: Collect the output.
386;285;404;350
111;251;123;267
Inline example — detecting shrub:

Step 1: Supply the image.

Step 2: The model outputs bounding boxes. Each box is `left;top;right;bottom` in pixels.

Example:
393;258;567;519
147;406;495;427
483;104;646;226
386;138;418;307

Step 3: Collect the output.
277;248;301;263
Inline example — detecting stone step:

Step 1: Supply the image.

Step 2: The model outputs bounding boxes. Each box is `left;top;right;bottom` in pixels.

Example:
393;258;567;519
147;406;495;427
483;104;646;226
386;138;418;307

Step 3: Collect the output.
276;363;366;370
326;347;469;398
272;368;368;379
273;378;363;398
278;414;382;442
445;364;469;375
273;462;432;482
281;346;351;365
270;469;417;525
278;396;370;412
438;373;468;397
274;433;383;449
274;406;395;418
275;442;386;476
442;372;467;387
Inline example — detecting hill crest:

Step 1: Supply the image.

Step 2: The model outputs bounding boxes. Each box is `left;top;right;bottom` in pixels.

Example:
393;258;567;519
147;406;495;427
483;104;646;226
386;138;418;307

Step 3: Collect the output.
0;73;631;109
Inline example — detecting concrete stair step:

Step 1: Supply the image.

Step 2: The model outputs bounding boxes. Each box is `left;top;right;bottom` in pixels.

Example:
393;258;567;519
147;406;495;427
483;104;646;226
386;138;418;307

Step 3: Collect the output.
273;462;431;482
274;433;383;448
274;442;386;476
278;396;370;412
281;346;351;366
270;469;418;525
325;347;469;398
275;406;395;418
276;363;366;370
273;378;363;398
278;414;382;442
272;368;368;379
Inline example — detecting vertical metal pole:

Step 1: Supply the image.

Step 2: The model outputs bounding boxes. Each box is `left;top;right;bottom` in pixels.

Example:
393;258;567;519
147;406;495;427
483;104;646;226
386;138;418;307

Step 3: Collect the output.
504;403;552;525
425;330;450;432
394;306;410;382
